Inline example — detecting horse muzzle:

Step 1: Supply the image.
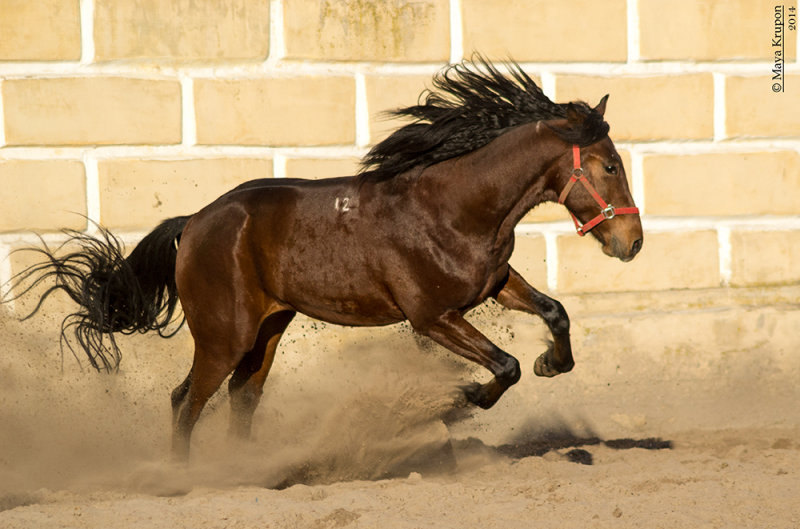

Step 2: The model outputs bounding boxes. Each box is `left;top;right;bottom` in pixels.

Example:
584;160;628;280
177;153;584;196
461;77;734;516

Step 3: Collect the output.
603;234;643;262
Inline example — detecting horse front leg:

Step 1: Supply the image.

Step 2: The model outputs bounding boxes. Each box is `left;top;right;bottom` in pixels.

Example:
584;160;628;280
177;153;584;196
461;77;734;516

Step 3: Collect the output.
494;266;574;377
417;310;520;409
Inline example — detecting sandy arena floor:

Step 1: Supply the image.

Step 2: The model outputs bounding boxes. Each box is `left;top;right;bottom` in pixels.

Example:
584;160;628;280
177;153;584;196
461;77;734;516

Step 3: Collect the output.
1;301;798;528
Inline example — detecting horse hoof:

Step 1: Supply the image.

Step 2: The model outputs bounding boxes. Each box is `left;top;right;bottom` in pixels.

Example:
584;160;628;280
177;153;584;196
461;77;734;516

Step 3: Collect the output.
458;382;495;409
534;354;562;378
458;382;481;405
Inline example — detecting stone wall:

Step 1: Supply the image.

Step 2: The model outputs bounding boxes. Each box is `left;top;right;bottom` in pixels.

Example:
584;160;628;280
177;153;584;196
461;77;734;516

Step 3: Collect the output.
1;0;799;307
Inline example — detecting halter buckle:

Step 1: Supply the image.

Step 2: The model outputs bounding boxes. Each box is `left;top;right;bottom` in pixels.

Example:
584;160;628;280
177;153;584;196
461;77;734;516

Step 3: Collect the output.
602;205;616;220
572;167;584;177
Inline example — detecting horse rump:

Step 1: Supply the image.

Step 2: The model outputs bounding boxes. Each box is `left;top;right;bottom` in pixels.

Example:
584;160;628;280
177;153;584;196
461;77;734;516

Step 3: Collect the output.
4;216;190;372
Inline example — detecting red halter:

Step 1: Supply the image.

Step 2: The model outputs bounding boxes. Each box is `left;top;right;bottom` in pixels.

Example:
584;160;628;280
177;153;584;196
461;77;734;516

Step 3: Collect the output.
558;145;640;236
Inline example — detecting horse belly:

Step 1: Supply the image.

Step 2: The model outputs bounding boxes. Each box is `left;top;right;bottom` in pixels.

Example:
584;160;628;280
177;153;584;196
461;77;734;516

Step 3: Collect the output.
293;300;404;327
272;230;405;326
280;268;405;327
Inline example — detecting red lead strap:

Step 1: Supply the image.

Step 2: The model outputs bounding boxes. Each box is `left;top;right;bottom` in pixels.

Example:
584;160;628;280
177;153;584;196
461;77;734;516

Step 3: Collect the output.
558;145;639;236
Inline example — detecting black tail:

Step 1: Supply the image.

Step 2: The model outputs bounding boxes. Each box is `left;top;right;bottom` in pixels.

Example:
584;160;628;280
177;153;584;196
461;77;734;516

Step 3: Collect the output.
6;216;191;372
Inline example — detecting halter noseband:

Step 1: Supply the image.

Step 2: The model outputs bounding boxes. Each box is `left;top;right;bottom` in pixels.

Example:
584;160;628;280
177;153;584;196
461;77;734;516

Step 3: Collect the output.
558;145;639;236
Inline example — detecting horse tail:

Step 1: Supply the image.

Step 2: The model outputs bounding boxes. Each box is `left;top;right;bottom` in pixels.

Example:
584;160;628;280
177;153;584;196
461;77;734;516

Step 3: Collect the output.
7;216;191;372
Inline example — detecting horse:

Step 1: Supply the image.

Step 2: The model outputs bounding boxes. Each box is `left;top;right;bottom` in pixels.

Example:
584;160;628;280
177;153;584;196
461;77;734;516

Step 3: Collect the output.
7;57;642;461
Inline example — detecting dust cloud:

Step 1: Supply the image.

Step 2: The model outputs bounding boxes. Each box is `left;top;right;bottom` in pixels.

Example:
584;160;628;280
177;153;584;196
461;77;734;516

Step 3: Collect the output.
0;310;484;502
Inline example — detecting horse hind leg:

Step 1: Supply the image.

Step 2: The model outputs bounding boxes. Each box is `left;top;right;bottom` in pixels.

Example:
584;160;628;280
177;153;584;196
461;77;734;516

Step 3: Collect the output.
171;341;244;462
228;310;295;440
171;370;192;429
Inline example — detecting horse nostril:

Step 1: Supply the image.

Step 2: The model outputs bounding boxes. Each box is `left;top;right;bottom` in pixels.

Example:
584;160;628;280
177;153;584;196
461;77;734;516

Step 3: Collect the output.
631;238;643;256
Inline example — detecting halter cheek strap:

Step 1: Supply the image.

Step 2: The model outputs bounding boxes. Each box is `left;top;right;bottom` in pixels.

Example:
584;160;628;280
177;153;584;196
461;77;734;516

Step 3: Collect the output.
558;145;640;237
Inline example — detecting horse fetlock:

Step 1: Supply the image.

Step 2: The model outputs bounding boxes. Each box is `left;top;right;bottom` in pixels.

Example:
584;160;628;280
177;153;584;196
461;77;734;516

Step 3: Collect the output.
551;317;570;336
497;355;521;385
543;301;570;334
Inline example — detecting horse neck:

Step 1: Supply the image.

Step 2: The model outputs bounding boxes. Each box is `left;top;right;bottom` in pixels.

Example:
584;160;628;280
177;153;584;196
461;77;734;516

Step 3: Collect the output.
424;122;563;239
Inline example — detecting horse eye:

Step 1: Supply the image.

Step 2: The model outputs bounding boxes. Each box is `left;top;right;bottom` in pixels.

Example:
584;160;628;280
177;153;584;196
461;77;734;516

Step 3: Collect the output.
604;165;618;175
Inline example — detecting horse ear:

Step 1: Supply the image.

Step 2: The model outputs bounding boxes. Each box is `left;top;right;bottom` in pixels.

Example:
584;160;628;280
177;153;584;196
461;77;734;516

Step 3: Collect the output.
594;94;609;116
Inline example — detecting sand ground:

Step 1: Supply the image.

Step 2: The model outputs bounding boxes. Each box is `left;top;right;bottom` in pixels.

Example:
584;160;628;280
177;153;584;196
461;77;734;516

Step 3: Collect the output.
1;296;798;528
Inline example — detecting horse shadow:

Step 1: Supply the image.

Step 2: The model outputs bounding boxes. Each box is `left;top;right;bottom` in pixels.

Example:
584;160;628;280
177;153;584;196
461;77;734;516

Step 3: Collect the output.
273;419;673;489
454;427;673;467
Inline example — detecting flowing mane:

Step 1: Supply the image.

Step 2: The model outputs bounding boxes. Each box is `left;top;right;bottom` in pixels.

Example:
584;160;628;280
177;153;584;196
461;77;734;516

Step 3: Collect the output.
360;55;609;179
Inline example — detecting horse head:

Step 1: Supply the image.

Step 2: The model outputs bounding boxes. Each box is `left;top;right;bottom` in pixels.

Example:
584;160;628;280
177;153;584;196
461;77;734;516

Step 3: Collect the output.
549;96;643;262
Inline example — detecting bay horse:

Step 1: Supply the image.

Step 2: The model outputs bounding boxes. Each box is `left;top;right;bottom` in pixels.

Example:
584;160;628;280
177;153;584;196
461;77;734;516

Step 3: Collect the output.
8;57;642;460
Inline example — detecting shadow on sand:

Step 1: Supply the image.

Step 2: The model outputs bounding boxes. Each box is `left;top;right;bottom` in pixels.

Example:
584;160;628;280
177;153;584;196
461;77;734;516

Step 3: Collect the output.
273;421;673;489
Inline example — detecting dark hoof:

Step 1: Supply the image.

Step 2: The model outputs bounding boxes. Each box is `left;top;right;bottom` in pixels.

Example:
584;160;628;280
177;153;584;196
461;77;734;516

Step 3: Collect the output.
534;353;574;378
451;384;473;408
442;385;479;424
458;382;494;410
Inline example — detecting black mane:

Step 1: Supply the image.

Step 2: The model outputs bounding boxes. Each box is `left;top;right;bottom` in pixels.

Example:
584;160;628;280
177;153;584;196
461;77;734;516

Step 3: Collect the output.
360;55;609;179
